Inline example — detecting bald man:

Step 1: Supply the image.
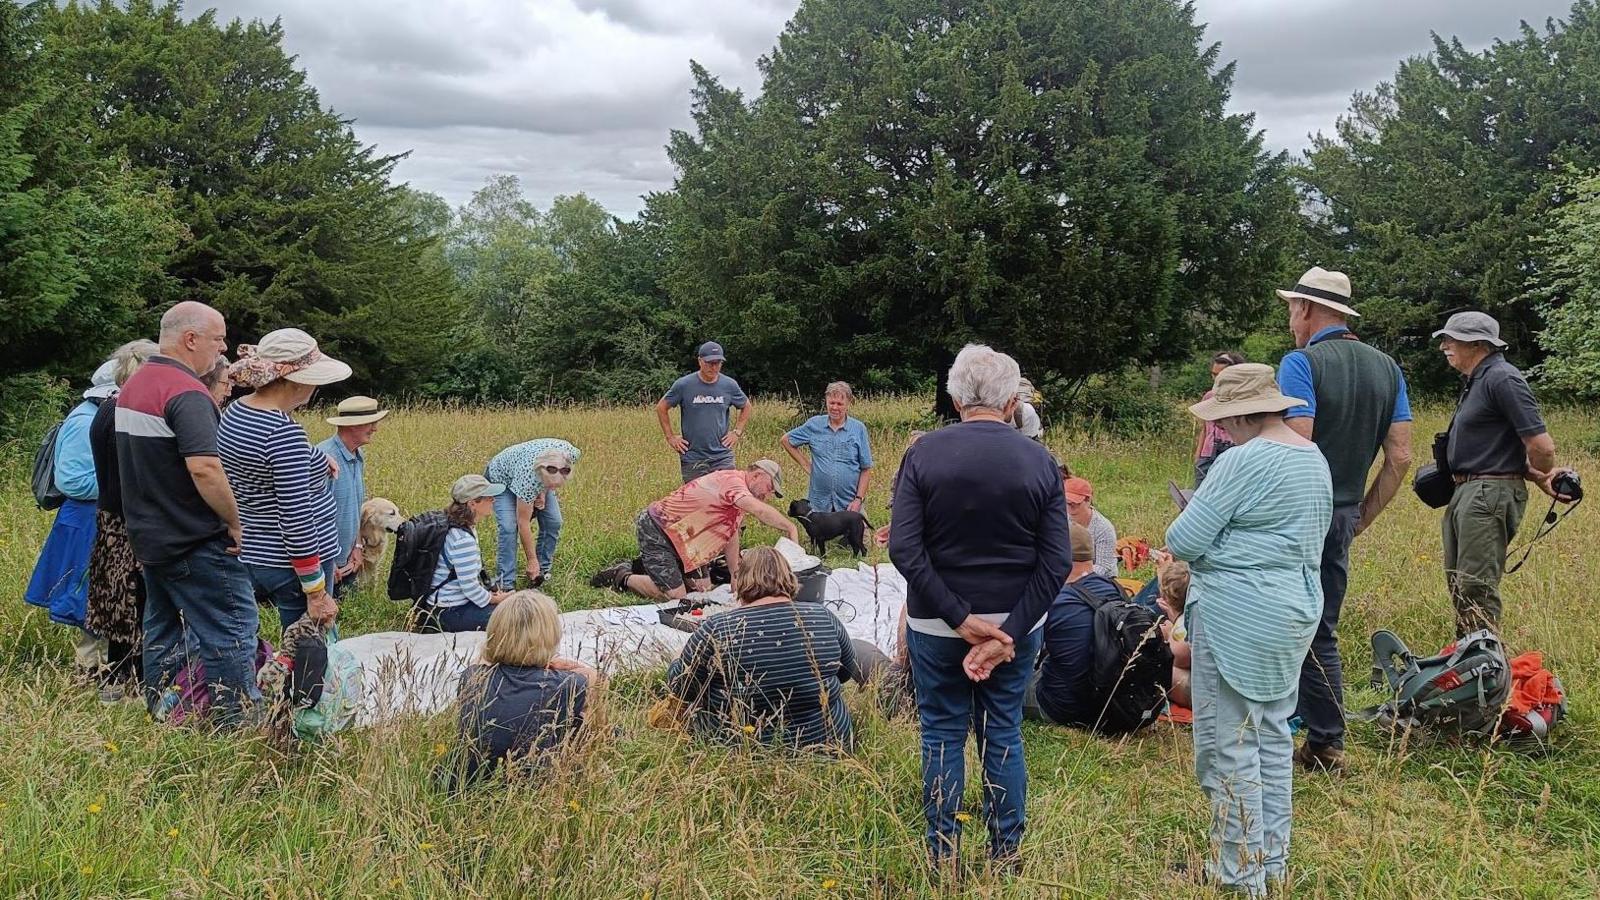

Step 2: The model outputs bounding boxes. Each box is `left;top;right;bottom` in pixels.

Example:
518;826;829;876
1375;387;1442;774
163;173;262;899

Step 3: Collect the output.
116;301;259;727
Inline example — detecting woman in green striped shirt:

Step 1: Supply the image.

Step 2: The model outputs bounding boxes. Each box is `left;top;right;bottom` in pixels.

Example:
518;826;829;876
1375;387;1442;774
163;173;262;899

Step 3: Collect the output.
1165;364;1332;897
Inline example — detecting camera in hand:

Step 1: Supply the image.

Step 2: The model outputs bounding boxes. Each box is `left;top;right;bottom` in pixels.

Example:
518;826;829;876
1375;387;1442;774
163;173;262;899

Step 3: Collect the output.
1552;470;1583;503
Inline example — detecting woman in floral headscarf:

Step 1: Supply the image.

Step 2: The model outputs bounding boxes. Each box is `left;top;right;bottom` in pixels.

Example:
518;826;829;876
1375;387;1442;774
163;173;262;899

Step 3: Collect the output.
217;328;352;630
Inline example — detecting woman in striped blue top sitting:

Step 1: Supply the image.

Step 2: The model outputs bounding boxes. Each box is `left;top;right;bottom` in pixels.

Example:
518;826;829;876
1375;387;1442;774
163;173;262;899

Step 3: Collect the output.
1164;363;1332;897
218;329;352;630
429;474;510;632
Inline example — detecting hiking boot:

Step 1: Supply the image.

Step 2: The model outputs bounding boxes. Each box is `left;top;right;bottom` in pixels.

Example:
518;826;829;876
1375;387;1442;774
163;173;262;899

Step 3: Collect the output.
98;682;127;705
588;560;633;592
1293;742;1348;773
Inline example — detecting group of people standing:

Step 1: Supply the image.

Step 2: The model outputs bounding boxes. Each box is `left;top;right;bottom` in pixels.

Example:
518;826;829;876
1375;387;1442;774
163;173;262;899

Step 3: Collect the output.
20;266;1578;890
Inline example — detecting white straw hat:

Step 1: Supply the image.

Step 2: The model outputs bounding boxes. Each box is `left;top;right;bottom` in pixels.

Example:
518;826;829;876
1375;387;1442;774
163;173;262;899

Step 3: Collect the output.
325;395;389;426
1276;266;1360;318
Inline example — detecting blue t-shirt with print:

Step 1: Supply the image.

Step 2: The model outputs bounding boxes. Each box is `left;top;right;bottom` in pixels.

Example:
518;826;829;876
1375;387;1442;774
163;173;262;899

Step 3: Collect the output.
664;373;747;464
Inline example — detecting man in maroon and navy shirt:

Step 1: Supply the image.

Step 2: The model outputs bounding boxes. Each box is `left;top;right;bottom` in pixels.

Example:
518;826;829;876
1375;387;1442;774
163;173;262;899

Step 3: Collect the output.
116;300;258;726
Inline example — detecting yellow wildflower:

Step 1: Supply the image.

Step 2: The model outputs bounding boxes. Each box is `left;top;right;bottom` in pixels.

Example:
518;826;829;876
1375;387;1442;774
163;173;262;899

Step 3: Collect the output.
103;740;119;754
742;724;756;734
822;878;839;890
419;842;435;851
167;828;180;839
432;742;447;757
80;865;94;876
954;812;972;823
86;803;103;815
567;799;581;812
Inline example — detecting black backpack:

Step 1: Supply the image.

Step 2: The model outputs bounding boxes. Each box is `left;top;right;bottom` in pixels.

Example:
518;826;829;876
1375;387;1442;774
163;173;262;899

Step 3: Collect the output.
387;510;457;603
1074;582;1173;735
31;397;102;510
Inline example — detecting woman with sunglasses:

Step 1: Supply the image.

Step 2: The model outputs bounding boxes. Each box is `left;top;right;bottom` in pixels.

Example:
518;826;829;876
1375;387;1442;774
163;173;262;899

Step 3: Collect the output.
485;438;581;589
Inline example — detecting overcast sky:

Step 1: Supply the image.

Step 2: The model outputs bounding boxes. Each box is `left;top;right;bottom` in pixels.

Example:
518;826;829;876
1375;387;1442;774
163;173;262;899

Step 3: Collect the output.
197;0;1576;218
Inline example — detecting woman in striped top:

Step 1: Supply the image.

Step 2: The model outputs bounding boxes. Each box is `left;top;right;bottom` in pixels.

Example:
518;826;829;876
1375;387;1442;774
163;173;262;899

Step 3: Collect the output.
666;546;861;752
428;474;510;633
1164;364;1332;897
217;329;352;630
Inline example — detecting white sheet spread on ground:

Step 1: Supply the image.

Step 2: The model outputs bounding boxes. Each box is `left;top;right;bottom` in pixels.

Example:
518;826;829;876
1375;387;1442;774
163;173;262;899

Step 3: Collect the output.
339;562;907;727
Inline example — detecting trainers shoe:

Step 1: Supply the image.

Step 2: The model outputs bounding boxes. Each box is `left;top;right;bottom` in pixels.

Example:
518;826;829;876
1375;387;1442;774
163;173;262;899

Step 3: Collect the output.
1293;742;1348;773
98;682;126;705
588;561;632;592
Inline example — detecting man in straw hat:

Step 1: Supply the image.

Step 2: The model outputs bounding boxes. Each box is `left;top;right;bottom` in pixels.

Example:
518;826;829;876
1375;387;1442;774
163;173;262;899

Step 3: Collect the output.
1167;362;1331;895
591;458;797;601
318;396;390;595
1274;265;1414;774
1433;311;1576;637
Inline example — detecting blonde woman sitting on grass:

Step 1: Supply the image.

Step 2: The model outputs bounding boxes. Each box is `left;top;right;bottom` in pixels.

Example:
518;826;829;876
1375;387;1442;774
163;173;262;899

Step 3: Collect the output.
665;546;862;753
449;591;600;788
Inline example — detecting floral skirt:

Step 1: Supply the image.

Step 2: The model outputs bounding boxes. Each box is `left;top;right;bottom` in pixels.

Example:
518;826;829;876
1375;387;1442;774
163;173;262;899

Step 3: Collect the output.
84;510;144;646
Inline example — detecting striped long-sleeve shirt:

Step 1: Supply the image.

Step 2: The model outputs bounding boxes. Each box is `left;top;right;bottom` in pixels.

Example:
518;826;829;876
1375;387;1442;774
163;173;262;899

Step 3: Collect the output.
433;527;492;609
1165;438;1332;702
218;401;340;592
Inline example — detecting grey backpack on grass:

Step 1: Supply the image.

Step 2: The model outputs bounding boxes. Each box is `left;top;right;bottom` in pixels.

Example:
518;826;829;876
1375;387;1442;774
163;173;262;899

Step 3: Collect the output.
1364;629;1512;738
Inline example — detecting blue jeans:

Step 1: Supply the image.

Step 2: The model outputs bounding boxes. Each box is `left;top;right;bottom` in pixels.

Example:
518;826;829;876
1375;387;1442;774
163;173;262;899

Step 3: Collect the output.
907;626;1043;862
436;602;494;632
492;490;562;589
1191;605;1296;896
248;560;338;630
141;540;260;727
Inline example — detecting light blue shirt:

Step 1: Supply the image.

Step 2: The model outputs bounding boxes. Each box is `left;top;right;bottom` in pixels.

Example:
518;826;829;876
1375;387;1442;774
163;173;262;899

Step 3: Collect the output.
316;435;365;566
53;400;101;501
1278;325;1413;423
785;415;873;512
1165;438;1332;701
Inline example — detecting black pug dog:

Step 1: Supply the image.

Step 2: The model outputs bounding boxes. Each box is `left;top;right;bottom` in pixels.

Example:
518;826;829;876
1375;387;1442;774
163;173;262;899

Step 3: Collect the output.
788;499;872;557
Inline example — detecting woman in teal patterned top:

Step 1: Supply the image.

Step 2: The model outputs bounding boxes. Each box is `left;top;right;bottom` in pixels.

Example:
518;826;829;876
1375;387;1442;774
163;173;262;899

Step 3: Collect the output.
1165;363;1332;897
485;438;581;589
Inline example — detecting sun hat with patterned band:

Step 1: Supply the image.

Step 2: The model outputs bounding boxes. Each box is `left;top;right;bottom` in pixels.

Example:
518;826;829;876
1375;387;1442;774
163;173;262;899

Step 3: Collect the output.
229;328;352;388
1188;363;1306;422
1276;266;1360;319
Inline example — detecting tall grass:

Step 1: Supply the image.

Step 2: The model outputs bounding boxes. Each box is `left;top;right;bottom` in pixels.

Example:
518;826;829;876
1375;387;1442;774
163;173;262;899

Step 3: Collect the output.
1;397;1596;897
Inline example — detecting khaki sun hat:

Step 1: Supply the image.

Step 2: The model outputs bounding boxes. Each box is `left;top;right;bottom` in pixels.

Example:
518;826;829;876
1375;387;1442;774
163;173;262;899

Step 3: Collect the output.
1069;523;1094;562
326;395;389;427
1188;363;1305;421
750;458;784;497
1276;266;1360;319
451;474;506;504
230;328;352;388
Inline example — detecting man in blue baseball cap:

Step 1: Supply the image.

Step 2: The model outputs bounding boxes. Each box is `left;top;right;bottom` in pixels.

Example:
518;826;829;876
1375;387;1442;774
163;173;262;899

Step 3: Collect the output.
655;341;753;482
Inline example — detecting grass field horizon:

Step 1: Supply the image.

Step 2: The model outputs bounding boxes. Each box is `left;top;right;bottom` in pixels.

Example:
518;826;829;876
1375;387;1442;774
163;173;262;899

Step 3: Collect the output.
2;396;1597;898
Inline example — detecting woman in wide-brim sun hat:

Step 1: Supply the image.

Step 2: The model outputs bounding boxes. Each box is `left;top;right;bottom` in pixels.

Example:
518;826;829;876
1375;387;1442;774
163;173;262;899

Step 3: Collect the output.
1164;362;1333;896
217;328;352;632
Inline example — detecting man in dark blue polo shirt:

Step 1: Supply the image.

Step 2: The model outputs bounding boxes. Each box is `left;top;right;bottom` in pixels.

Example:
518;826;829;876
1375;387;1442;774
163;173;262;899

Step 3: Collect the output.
1275;266;1414;773
1434;312;1577;637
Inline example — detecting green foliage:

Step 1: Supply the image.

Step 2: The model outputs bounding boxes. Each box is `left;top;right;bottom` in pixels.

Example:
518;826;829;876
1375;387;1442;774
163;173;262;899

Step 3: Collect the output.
26;0;462;395
1298;0;1600;393
1532;169;1600;399
0;0;183;393
660;0;1296;398
1065;369;1180;437
0;372;74;458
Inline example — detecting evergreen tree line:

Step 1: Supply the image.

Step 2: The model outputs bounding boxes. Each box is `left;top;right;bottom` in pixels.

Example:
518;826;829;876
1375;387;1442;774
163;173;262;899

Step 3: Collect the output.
4;0;1600;445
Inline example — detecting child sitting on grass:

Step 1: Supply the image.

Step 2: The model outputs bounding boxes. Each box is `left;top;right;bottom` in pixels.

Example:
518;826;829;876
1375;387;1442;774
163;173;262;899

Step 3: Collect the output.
448;590;600;788
1154;552;1193;708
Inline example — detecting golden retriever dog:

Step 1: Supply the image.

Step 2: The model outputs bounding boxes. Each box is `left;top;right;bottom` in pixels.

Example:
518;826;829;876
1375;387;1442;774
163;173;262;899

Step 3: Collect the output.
358;497;403;581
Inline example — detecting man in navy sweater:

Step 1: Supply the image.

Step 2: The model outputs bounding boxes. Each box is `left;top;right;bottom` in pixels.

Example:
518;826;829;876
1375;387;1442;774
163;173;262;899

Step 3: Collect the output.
889;344;1071;872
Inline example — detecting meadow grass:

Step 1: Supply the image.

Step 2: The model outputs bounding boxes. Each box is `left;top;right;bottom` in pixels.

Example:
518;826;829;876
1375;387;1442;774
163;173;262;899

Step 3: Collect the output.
1;396;1597;898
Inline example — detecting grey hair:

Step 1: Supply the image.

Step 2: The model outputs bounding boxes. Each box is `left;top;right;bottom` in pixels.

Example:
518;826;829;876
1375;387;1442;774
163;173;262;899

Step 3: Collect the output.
947;344;1021;412
824;381;854;402
109;339;160;386
158;301;219;344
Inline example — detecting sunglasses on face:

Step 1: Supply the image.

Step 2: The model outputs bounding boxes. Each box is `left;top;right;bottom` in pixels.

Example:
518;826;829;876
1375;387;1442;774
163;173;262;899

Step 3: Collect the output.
540;466;572;476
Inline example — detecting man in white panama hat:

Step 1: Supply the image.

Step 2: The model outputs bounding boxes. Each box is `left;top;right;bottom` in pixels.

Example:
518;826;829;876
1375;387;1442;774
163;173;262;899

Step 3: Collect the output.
1273;266;1414;774
317;395;390;595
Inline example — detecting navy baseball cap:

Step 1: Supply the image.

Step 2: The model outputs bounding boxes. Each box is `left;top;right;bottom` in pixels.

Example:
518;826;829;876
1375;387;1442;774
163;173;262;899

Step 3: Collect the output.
697;341;726;362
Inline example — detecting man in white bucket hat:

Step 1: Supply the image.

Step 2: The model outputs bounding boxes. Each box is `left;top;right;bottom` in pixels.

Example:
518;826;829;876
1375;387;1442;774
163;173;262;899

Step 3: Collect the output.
1273;266;1414;774
318;396;390;594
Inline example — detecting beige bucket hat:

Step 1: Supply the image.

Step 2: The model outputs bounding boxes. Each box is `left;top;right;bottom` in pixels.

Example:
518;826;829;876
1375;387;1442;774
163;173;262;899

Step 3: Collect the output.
326;395;389;427
1188;364;1305;421
1276;266;1360;318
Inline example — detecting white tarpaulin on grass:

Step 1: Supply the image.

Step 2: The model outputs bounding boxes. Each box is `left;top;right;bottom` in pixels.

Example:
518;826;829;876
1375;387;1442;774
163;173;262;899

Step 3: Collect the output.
340;562;907;727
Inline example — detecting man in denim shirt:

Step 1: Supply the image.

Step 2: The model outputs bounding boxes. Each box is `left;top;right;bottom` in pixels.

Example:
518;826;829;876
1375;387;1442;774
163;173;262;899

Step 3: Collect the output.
781;381;874;512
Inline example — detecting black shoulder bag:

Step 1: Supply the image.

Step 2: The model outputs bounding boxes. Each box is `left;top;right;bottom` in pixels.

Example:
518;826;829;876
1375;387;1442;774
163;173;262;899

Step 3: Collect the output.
1413;376;1471;509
